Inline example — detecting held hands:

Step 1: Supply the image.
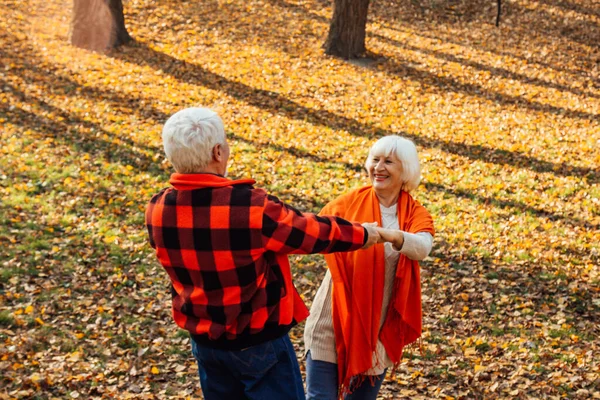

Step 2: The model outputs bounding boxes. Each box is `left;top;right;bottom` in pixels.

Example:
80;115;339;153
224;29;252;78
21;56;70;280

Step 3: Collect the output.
361;222;404;250
361;222;382;249
376;227;405;251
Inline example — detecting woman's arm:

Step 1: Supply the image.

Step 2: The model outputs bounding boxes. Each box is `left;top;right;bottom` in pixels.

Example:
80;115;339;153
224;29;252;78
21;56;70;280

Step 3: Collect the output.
376;229;433;260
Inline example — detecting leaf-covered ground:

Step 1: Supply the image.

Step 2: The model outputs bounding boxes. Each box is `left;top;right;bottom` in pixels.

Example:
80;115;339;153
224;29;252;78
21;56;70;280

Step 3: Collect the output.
1;0;599;398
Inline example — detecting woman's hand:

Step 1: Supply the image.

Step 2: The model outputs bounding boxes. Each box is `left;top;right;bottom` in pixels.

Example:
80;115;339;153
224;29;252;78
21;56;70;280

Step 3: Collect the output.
375;227;404;251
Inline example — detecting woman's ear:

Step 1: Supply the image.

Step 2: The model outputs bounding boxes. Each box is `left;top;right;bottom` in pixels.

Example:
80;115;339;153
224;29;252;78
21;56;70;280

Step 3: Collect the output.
364;158;371;175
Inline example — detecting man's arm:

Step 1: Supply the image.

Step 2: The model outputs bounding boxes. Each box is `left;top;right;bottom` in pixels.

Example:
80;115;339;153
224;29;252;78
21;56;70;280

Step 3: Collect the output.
261;195;377;254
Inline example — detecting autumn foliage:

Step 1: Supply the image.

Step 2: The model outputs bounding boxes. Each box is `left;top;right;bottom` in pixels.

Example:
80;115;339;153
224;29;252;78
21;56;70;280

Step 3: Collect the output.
0;0;598;399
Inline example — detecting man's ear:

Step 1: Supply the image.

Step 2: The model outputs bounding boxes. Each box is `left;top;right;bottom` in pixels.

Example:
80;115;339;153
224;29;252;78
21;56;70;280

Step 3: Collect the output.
212;144;223;162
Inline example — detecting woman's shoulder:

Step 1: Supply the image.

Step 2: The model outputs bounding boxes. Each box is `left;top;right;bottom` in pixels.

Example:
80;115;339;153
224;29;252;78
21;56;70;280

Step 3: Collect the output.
328;185;372;206
321;185;372;215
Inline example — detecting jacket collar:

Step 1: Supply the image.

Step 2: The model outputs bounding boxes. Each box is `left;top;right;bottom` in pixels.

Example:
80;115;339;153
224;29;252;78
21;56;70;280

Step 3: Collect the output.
169;173;256;190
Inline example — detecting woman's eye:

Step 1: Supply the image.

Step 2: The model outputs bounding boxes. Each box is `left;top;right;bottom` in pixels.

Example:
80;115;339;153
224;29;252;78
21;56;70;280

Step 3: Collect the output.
385;160;392;164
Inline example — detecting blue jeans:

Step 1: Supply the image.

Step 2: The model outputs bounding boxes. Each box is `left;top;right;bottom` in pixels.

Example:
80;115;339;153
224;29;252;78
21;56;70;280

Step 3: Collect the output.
305;351;386;400
191;334;305;400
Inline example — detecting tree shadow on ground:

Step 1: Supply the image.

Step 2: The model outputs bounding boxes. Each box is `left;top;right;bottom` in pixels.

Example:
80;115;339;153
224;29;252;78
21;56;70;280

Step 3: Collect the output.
0;33;166;174
423;182;599;230
421;236;600;330
537;0;600;18
109;41;599;184
370;0;600;77
1;84;162;176
370;0;600;48
372;49;597;122
369;32;599;100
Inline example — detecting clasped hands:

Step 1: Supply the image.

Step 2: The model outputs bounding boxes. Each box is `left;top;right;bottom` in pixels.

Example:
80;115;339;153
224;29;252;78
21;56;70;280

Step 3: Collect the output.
361;222;404;250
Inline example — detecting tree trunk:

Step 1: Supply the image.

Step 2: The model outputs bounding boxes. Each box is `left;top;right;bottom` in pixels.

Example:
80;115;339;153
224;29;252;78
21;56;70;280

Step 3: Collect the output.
324;0;371;59
496;0;502;26
70;0;132;52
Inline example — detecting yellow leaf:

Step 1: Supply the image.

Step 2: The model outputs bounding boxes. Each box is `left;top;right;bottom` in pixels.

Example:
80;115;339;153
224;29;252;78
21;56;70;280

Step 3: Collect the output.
24;305;33;314
35;317;44;325
464;347;476;356
570;334;579;343
151;366;159;374
411;370;423;378
104;236;117;244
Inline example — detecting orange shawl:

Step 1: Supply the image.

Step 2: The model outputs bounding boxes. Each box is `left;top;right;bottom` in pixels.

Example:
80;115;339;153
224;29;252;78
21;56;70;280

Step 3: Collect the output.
320;186;435;395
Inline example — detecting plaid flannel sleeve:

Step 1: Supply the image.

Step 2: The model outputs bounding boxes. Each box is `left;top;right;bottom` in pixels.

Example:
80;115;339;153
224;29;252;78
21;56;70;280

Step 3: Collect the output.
262;195;367;254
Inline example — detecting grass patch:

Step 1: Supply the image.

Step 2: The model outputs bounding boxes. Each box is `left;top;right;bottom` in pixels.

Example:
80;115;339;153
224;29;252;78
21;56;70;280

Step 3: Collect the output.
0;311;16;328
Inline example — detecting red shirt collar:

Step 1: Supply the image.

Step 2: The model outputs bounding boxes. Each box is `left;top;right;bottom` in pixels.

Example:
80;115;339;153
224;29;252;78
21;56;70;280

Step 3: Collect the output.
169;173;256;190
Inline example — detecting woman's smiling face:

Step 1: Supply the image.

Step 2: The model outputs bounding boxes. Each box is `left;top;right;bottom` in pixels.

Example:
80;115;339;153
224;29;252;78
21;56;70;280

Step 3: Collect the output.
365;151;404;195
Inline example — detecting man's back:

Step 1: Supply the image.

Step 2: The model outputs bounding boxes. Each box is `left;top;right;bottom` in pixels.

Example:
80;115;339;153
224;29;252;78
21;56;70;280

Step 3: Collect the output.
146;173;367;350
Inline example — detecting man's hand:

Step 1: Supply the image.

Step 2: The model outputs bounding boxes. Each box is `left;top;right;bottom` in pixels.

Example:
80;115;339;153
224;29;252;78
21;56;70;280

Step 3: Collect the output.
361;222;382;249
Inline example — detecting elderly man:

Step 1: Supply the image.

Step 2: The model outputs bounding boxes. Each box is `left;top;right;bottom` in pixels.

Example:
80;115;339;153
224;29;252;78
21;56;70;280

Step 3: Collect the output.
145;107;384;400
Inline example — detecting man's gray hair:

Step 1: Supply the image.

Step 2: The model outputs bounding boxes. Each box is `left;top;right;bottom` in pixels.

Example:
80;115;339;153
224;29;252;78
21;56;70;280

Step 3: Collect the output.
162;108;226;173
366;135;421;192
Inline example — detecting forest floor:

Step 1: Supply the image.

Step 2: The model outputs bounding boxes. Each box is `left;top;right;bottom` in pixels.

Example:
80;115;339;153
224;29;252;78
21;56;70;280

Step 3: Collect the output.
1;0;599;398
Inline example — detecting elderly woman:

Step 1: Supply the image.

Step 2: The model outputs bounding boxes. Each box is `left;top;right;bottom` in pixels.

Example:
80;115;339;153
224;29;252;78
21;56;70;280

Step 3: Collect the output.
303;135;435;399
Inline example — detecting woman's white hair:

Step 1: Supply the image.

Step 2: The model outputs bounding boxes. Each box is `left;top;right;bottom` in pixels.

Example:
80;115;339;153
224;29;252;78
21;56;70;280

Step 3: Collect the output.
162;108;226;173
366;135;421;192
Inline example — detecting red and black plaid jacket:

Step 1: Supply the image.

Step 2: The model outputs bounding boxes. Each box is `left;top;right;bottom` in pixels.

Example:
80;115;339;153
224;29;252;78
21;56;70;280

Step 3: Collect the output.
146;173;367;350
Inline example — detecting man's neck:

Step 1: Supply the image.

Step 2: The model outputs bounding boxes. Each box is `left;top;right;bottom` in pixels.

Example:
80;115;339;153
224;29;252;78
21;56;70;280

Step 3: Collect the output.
186;163;225;176
179;171;224;177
